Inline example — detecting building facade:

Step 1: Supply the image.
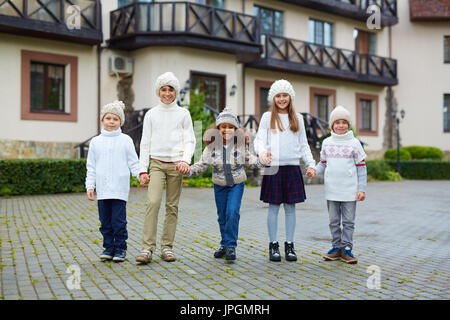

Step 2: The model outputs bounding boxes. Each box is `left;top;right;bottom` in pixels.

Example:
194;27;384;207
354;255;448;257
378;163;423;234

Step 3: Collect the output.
0;0;449;160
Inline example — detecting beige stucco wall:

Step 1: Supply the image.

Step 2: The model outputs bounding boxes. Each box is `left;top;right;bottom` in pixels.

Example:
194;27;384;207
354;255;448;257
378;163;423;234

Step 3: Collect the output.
0;33;98;144
391;0;450;151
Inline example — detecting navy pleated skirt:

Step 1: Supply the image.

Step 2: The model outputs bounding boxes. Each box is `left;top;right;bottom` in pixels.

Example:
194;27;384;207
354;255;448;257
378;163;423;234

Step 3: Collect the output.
260;165;306;204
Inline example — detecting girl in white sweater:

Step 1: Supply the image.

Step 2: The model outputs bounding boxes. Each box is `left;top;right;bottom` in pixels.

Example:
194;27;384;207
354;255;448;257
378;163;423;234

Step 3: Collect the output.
254;79;316;262
86;101;140;263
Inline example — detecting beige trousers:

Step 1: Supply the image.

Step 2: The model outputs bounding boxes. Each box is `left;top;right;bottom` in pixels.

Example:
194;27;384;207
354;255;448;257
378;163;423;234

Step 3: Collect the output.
141;159;183;252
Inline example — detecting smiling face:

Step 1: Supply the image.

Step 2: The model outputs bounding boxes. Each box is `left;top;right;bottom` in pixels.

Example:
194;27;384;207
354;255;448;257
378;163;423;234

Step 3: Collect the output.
218;123;236;145
159;85;176;104
332;119;350;135
102;113;121;131
273;93;291;113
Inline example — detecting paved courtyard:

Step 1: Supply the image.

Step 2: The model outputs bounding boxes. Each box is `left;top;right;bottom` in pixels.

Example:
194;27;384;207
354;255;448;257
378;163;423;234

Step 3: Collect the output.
0;180;449;300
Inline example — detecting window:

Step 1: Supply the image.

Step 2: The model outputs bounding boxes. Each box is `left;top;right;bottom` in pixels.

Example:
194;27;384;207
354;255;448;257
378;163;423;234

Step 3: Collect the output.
30;62;65;113
254;5;283;36
21;50;78;122
445;36;450;63
309;18;333;46
356;93;378;136
255;80;273;121
354;29;376;55
191;72;226;113
195;0;225;8
444;94;450;132
309;87;336;123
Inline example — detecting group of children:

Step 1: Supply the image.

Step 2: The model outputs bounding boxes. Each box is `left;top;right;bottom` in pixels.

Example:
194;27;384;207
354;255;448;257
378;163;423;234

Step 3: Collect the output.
85;72;367;266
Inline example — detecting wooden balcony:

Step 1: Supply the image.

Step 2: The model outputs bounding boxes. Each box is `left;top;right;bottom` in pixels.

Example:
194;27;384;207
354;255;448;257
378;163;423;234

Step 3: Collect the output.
0;0;102;45
108;1;262;63
280;0;398;26
248;34;398;86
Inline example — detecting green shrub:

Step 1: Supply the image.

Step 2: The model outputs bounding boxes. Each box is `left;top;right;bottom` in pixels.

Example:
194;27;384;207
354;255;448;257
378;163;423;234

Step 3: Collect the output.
0;159;87;195
386;160;450;180
384;148;412;161
402;146;443;160
366;160;402;181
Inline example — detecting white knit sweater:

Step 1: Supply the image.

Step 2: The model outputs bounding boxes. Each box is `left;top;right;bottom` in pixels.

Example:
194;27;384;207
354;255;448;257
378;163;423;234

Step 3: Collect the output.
85;128;140;202
139;101;196;173
254;112;315;168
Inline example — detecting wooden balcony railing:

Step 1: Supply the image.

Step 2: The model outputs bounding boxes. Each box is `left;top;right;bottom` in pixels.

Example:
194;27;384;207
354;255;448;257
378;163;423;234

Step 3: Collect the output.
0;0;102;45
248;35;397;86
281;0;398;26
108;1;261;62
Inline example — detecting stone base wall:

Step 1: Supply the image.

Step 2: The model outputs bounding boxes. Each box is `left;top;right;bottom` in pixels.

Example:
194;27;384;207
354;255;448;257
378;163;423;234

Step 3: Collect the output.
0;139;79;159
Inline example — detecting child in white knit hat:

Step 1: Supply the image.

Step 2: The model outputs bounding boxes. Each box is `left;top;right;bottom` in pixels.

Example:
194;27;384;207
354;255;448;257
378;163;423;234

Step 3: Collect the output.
136;72;196;264
184;107;266;261
314;105;367;264
86;100;140;262
254;79;316;262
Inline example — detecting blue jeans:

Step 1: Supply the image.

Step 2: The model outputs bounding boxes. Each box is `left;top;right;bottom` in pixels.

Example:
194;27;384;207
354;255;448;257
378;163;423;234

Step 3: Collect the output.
213;182;245;248
98;199;128;252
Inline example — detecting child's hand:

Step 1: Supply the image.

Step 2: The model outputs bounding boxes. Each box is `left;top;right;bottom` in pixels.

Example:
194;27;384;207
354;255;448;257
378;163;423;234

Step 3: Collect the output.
259;152;272;165
140;173;150;186
306;168;316;179
87;189;95;201
356;192;366;201
176;162;190;175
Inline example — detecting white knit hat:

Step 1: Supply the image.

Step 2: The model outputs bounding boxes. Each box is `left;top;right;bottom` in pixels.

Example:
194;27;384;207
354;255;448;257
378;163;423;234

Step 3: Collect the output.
100;100;125;126
268;79;295;104
216;107;240;128
155;71;180;98
329;105;351;131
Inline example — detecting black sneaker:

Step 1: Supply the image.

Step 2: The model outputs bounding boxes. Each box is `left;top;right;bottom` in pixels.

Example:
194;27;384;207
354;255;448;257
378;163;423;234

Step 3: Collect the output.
225;247;236;261
269;241;281;262
214;246;226;258
284;242;297;261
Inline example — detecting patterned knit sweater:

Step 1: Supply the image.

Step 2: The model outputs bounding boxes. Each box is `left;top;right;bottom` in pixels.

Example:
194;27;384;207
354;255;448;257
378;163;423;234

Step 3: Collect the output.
189;144;261;186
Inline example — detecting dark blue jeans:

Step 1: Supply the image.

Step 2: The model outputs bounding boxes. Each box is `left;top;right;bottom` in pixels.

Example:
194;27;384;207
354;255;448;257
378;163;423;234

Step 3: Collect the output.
98;199;128;252
213;182;245;248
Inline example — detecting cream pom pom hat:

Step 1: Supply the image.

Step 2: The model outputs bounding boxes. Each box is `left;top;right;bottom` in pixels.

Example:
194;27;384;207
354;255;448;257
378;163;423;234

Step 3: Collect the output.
100;100;126;126
155;71;180;98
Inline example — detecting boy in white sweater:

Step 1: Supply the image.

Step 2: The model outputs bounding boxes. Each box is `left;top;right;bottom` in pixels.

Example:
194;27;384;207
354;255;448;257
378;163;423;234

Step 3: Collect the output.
314;105;367;264
86;101;140;262
136;72;196;264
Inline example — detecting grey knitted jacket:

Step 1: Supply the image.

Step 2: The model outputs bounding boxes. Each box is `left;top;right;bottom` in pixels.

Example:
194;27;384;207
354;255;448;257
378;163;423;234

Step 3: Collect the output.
189;144;261;186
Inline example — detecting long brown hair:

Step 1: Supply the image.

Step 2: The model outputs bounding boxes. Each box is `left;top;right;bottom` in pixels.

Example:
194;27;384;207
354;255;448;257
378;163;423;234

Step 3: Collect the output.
269;100;300;133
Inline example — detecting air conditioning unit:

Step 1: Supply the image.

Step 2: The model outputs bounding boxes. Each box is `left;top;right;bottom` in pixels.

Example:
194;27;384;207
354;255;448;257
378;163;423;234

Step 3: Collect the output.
109;55;133;76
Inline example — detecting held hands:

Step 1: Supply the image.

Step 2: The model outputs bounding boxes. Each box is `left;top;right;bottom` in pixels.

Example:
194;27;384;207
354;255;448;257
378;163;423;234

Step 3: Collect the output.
356;192;366;201
175;162;190;175
259;151;272;166
306;168;316;179
86;189;95;201
140;173;150;186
